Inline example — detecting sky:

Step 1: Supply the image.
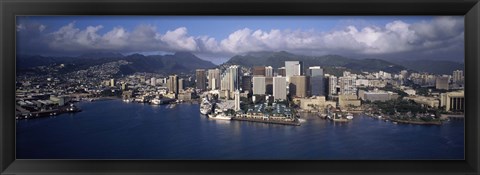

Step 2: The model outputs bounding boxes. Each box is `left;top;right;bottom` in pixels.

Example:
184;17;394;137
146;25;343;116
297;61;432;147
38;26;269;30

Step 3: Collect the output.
16;16;464;64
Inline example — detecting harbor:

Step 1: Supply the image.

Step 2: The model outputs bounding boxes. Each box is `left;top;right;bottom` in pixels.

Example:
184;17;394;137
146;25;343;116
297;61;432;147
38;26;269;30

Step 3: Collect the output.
16;99;465;160
200;93;301;126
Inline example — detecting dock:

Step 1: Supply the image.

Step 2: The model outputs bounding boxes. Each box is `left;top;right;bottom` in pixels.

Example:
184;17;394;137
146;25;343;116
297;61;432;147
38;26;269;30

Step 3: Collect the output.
231;117;301;126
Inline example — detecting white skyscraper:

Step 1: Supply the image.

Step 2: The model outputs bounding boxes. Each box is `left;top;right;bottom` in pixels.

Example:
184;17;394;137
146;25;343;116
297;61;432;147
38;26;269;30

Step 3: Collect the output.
253;76;266;95
285;61;303;82
234;90;240;111
110;78;115;87
273;76;287;101
221;71;231;91
228;65;241;93
328;75;338;96
265;66;274;77
151;77;156;86
453;70;464;84
208;69;221;90
339;76;357;95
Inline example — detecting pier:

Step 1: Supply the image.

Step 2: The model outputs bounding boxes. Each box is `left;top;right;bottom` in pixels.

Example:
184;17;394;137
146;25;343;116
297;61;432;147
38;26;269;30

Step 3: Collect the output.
231;117;300;126
16;104;81;120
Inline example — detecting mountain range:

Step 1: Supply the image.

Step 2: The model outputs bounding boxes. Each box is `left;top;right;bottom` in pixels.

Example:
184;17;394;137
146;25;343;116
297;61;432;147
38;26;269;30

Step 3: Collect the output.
221;51;406;75
17;51;463;76
222;51;463;75
17;52;217;75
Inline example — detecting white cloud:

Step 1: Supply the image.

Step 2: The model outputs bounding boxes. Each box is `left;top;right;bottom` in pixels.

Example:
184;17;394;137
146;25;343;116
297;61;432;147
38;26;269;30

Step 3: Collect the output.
159;27;198;51
19;16;464;61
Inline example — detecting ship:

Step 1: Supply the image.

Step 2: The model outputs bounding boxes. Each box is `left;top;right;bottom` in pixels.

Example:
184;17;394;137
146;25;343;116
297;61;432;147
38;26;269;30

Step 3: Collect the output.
151;97;175;105
208;113;232;120
200;98;212;115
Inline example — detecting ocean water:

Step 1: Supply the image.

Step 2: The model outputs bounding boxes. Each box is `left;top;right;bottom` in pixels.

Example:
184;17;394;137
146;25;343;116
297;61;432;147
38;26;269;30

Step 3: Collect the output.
16;100;464;160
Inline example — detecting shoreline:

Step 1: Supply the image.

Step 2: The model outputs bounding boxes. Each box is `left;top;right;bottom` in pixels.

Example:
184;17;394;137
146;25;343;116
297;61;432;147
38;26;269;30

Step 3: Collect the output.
389;118;443;125
363;113;448;125
231;117;301;126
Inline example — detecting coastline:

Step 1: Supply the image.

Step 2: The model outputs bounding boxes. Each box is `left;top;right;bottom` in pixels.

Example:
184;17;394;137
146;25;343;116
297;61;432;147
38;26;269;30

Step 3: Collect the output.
363;113;447;125
231;117;301;126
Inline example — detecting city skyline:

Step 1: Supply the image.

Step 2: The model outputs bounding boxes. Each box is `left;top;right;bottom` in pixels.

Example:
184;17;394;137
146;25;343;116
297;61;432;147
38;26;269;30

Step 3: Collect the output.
14;16;466;161
17;16;464;64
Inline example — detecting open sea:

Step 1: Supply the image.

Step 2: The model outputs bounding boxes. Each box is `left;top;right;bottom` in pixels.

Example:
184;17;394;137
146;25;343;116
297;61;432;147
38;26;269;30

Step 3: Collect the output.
16;99;464;160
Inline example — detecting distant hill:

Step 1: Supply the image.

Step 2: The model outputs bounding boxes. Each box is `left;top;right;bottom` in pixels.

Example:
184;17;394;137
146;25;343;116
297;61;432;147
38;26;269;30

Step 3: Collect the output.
389;59;464;75
222;51;406;74
78;52;125;59
17;52;216;75
119;52;216;74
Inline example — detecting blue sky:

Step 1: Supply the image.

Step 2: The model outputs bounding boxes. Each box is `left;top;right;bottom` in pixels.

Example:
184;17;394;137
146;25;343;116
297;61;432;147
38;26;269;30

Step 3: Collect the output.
16;16;464;64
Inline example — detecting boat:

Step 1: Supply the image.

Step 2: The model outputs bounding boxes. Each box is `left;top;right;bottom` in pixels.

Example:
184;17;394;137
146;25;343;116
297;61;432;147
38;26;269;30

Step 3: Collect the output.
346;113;354;120
208;113;232;120
393;122;398;124
151;98;161;105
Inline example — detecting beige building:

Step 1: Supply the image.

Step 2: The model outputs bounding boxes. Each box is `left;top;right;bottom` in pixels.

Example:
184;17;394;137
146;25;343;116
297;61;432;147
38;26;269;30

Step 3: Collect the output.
289;75;309;98
358;89;399;102
440;90;464;112
436;77;449;90
404;96;440;108
293;96;326;111
167;75;179;98
338;94;361;109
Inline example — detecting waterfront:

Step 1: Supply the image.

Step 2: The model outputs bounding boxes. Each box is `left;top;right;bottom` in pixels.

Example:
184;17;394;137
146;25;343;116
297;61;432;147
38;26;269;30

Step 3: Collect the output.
16;100;464;160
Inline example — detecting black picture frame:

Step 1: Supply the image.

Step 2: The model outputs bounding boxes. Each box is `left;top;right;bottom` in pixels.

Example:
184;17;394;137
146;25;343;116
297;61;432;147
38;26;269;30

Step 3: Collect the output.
1;0;479;174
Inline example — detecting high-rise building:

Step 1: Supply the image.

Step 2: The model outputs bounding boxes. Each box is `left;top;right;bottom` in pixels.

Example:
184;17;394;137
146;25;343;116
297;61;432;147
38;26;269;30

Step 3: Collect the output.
339;76;356;95
308;66;324;96
207;69;221;90
253;66;266;76
178;78;184;92
327;75;338;96
110;79;115;87
151;77;156;86
167;75;179;98
285;61;303;82
277;67;286;77
436;77;449;90
228;65;241;93
265;77;273;95
221;71;230;91
289;75;309;98
453;70;464;84
273;76;287;101
241;75;252;92
234;90;241;111
265;66;274;77
196;69;207;91
252;76;266;95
